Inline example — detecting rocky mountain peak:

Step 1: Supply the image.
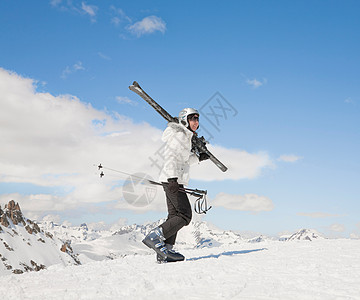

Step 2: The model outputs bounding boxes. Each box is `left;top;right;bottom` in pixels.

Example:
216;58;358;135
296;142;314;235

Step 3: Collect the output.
5;200;21;211
0;200;26;227
1;200;81;276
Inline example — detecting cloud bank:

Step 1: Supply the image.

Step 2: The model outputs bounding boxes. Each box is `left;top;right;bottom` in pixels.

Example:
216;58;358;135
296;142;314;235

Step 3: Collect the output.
212;193;274;212
0;68;273;218
297;212;344;218
191;146;273;181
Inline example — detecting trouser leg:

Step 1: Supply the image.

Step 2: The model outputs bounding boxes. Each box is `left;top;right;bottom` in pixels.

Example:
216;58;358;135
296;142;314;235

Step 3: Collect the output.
165;232;177;246
160;184;192;244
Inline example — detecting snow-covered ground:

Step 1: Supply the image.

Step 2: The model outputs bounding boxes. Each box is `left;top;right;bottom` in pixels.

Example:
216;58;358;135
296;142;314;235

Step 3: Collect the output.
1;202;360;299
1;238;360;299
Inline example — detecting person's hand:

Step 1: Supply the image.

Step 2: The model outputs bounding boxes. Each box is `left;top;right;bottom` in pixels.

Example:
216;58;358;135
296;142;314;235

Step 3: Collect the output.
167;178;179;193
199;153;210;161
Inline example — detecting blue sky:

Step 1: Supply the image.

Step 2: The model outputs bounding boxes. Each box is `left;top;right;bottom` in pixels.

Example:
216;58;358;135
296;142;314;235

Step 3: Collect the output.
1;0;359;237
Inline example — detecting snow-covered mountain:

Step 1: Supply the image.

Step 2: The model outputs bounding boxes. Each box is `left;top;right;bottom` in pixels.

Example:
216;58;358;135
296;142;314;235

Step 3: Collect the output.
37;219;233;262
39;221;105;243
1;222;359;299
0;201;80;276
286;228;325;241
1;199;330;278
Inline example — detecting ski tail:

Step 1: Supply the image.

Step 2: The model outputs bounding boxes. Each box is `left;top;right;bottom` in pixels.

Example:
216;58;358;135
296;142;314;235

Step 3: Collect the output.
129;81;177;123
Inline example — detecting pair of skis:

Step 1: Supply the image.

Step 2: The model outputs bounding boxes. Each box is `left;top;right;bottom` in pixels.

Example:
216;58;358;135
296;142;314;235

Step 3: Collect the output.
128;81;228;173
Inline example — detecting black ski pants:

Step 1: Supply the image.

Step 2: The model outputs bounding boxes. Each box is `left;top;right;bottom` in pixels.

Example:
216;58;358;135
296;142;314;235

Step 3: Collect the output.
160;184;192;245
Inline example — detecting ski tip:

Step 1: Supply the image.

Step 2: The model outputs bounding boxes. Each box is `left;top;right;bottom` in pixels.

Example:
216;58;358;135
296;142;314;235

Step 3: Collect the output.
129;81;140;90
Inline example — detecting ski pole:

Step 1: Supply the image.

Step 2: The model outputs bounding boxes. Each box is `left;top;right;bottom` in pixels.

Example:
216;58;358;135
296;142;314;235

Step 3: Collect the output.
96;163;211;214
97;164;206;196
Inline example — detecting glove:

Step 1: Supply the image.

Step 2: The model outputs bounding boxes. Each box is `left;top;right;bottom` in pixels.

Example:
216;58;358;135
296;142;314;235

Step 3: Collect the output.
199;153;210;162
167;178;179;193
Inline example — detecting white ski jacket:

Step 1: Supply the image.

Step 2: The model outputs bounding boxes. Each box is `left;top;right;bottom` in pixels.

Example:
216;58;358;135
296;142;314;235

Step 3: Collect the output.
159;122;199;185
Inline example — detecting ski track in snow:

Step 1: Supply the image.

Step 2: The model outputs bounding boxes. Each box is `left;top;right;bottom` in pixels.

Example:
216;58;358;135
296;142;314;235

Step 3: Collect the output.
1;239;360;299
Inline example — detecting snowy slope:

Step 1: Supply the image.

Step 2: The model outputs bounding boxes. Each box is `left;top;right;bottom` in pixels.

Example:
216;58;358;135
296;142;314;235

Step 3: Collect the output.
36;219;329;266
0;239;359;299
1;201;360;298
0;201;80;276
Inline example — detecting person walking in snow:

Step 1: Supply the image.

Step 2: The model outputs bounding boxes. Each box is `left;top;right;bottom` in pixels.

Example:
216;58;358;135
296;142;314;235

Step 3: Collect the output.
142;108;209;263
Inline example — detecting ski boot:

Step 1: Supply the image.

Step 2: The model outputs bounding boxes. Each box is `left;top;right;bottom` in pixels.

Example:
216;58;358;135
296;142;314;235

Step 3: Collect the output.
142;227;168;260
157;244;185;263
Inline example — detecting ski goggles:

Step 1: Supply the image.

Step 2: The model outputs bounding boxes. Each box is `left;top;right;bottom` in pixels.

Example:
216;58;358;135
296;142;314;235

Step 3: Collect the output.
188;114;199;122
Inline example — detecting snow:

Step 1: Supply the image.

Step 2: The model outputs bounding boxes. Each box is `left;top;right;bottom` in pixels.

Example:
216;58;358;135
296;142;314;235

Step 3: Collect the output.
0;219;79;275
1;207;360;299
1;226;360;299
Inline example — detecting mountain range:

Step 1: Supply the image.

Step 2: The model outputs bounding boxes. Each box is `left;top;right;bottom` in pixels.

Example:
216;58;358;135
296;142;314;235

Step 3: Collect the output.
1;200;325;276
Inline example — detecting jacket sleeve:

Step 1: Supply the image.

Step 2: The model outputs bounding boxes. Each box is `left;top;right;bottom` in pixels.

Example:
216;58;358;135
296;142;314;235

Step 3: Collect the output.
188;153;200;165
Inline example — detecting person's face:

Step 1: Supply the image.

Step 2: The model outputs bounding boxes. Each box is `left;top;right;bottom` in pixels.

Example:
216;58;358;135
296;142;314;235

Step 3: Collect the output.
188;114;199;132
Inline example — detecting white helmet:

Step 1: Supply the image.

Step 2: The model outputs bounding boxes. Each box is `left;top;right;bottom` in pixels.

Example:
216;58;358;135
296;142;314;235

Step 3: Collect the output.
178;108;199;127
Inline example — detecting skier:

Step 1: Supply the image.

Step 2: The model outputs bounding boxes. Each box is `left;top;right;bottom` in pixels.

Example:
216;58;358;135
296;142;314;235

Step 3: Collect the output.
142;108;209;263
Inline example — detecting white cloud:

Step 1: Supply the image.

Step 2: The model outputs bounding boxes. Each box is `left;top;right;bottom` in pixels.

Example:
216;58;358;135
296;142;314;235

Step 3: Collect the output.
61;61;85;79
0;68;275;217
297;212;344;218
350;222;360;239
350;233;360;239
86;218;128;231
74;61;85;71
0;67;164;212
111;17;121;26
51;1;98;22
356;222;360;231
98;52;111;60
246;78;267;89
81;2;96;17
110;6;132;25
0;193;74;221
212;193;274;212
329;223;346;232
344;97;356;105
41;214;62;223
81;2;98;22
191;146;274;181
116;96;137;106
277;154;303;163
50;0;62;6
128;16;166;37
